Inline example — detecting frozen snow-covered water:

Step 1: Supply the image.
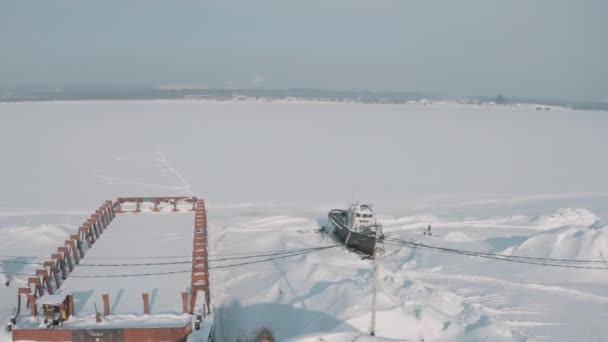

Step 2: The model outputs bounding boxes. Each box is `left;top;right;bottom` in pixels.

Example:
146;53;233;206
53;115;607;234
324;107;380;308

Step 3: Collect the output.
1;100;608;341
40;211;194;317
1;100;607;208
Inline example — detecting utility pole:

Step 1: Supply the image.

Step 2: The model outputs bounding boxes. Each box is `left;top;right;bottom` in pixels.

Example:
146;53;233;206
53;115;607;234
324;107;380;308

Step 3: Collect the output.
370;234;383;336
370;252;378;336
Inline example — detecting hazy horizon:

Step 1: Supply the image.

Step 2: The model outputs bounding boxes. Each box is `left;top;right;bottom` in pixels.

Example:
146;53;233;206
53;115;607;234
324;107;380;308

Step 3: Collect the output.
2;0;607;102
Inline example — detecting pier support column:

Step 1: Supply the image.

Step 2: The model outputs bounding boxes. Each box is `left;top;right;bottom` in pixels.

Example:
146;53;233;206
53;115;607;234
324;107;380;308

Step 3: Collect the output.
182;291;189;314
58;247;73;272
79;226;92;248
52;254;67;279
102;293;110;316
45;262;61;289
36;270;53;295
68;294;74;316
66;240;79;264
107;201;116;219
143;292;150;315
28;294;37;317
28;277;44;297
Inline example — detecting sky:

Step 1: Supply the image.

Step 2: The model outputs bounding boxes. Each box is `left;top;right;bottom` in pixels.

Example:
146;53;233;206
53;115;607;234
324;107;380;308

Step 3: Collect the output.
1;0;607;101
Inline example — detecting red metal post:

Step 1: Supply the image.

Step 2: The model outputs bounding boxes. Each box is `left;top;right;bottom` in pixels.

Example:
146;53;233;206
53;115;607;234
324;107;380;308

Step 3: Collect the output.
66;240;79;264
92;220;98;237
78;225;91;247
52;253;67;279
102;293;110;316
102;207;110;226
87;224;95;243
88;219;100;239
28;294;37;317
182;291;188;314
44;261;61;288
28;277;44;297
68;294;74;316
36;270;53;295
84;222;96;244
71;234;85;258
105;202;113;218
142;292;150;315
103;206;110;224
58;247;73;272
95;213;104;233
96;211;106;230
79;226;92;248
18;288;30;314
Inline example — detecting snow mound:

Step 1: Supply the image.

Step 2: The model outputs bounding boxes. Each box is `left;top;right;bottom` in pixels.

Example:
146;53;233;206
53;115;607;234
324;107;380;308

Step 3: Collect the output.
379;209;601;235
530;208;599;229
286;331;400;341
380;215;441;233
505;224;608;262
444;232;473;242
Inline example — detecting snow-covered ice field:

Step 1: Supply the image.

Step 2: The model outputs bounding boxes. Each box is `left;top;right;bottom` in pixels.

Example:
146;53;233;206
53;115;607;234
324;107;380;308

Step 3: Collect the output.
33;211;194;321
1;100;608;341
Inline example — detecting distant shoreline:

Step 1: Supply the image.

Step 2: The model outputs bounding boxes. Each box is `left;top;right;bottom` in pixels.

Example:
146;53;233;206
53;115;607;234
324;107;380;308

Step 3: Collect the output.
1;86;606;112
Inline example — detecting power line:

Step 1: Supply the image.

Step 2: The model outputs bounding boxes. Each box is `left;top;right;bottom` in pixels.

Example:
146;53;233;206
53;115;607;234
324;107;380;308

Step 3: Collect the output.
390;240;604;264
0;271;34;277
0;245;340;278
0;246;335;261
384;236;607;263
0;260;44;265
4;235;605;272
70;246;338;267
67;270;191;278
384;238;608;270
209;245;340;270
62;246;340;278
208;245;340;263
0;246;341;267
0;255;190;260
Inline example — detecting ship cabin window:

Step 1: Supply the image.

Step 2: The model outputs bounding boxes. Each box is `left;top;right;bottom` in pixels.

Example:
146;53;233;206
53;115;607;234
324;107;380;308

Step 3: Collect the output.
356;213;361;218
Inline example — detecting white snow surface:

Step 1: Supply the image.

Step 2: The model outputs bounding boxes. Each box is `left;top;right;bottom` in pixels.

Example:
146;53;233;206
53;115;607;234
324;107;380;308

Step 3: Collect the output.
40;211;194;317
9;210;197;333
1;100;608;341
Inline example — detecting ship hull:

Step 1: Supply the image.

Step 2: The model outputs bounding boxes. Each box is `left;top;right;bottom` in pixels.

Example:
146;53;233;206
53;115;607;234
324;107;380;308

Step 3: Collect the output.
327;209;377;255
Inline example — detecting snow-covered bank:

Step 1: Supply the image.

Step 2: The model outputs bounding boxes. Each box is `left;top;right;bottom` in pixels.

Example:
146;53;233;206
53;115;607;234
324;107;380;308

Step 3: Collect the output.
206;204;608;341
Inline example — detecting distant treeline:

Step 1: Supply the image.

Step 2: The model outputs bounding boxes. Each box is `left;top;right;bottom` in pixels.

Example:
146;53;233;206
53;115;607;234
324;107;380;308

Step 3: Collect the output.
1;86;606;112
